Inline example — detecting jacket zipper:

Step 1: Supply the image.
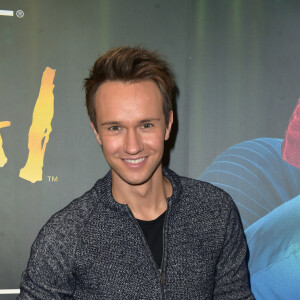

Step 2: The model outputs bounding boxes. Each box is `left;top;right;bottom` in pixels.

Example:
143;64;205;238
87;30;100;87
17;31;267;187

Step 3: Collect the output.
126;204;169;300
160;205;168;300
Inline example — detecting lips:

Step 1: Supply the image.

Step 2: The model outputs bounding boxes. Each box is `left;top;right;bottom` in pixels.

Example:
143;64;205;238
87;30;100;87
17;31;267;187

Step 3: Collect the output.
123;157;146;164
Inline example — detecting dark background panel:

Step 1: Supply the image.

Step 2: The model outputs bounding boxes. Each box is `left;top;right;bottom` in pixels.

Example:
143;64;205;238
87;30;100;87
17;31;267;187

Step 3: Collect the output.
0;0;299;297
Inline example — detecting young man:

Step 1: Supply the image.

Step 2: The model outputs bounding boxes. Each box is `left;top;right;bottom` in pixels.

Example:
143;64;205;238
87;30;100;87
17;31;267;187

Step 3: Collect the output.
18;47;254;299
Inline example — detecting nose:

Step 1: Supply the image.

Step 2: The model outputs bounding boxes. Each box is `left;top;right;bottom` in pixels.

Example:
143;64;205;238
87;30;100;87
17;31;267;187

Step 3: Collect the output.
124;129;143;155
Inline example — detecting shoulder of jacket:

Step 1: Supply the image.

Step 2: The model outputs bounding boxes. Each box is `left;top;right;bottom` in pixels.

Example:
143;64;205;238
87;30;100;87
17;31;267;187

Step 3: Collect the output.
36;175;109;247
179;176;236;216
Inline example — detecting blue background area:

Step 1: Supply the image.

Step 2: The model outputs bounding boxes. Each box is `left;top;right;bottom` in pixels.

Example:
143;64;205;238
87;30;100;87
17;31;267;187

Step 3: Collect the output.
199;138;300;228
199;138;300;299
246;194;300;300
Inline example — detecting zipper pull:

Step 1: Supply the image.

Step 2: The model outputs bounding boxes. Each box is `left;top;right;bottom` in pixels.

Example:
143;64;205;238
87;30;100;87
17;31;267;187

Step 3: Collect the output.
160;271;165;284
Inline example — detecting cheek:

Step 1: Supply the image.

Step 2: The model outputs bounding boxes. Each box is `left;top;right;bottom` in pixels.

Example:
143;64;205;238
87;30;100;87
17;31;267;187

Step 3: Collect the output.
101;137;122;154
143;133;165;150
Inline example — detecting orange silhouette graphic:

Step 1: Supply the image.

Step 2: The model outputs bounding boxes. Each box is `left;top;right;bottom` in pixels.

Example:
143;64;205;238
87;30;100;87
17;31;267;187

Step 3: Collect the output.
19;67;56;183
0;121;11;167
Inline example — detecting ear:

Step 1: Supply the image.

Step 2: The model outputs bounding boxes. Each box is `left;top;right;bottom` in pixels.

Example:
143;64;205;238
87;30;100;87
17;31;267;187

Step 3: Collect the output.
90;121;102;145
164;111;173;141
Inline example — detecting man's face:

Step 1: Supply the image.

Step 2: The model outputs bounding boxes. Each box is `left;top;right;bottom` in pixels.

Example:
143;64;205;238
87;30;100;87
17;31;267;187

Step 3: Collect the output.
92;80;173;187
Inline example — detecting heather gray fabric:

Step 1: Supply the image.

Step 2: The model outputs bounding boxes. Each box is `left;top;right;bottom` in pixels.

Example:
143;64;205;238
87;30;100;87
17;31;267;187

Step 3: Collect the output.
18;168;254;299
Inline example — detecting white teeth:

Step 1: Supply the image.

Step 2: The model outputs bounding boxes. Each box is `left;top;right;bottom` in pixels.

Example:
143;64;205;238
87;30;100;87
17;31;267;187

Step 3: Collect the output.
124;157;145;164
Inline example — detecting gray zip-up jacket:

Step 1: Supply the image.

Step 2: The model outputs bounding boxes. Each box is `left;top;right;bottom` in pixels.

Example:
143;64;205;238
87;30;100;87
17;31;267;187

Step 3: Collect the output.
18;168;254;299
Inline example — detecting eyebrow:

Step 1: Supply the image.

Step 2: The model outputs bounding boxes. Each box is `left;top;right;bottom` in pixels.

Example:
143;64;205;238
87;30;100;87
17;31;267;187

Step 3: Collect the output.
100;121;121;126
138;118;161;124
100;118;161;126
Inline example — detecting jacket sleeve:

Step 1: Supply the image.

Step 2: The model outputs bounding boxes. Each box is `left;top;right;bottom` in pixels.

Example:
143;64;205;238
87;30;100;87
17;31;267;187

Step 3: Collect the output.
17;213;77;299
213;198;255;300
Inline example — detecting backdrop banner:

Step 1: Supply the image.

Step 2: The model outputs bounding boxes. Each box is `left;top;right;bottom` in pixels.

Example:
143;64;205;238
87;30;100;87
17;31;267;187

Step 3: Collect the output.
1;1;299;299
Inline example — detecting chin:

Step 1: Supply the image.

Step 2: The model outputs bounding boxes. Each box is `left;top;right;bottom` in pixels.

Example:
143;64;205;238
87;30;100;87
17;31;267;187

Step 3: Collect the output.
114;164;162;186
120;174;152;186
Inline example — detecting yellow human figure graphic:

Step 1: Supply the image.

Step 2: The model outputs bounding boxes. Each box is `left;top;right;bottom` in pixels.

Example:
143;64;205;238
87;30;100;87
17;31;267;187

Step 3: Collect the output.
0;121;11;167
19;67;56;183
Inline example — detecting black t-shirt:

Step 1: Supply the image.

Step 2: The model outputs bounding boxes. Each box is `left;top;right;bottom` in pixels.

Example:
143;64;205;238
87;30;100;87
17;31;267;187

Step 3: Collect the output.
136;211;166;269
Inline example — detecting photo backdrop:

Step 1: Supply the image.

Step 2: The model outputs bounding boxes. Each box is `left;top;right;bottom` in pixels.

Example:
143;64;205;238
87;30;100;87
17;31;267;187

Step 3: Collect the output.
1;0;299;299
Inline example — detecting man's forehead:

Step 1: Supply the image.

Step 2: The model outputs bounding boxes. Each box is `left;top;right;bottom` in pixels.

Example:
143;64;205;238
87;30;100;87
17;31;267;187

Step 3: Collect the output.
94;80;165;124
94;80;163;108
96;79;161;95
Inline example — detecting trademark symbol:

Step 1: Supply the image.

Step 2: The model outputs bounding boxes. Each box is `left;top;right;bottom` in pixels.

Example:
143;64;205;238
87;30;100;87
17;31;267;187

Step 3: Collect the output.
48;176;58;182
16;10;24;18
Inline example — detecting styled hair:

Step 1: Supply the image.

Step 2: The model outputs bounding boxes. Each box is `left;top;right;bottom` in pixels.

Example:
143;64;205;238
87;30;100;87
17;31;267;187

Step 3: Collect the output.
84;46;177;130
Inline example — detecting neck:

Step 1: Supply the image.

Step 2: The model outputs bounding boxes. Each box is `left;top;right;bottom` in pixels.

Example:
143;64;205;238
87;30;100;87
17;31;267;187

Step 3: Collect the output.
112;167;172;220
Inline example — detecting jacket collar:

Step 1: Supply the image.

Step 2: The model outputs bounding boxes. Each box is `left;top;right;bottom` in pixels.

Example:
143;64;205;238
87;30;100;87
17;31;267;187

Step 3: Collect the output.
93;167;182;211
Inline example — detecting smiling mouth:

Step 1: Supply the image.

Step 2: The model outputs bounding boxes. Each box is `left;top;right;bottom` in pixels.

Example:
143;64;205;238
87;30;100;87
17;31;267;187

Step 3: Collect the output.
123;157;146;164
